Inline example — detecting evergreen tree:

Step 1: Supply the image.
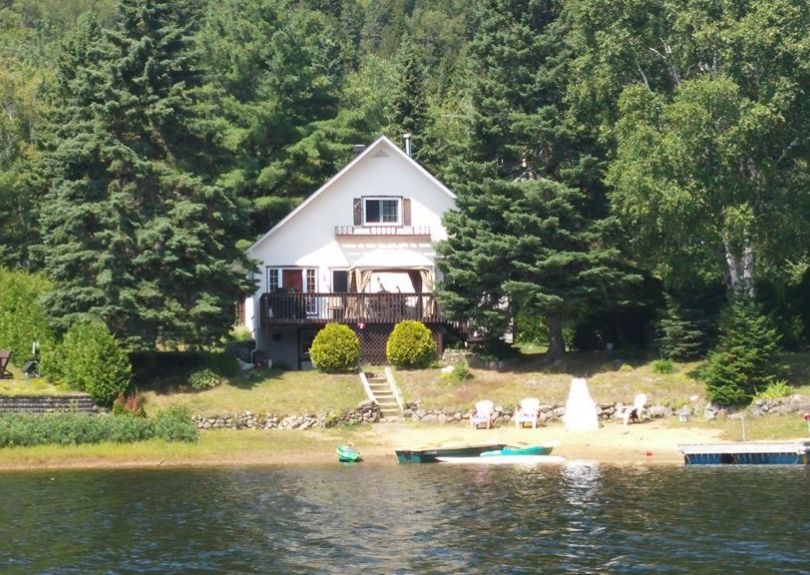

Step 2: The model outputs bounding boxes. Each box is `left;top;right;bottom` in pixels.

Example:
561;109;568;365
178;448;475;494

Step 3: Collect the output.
202;0;347;237
385;31;433;166
41;0;253;350
438;0;632;359
701;299;786;405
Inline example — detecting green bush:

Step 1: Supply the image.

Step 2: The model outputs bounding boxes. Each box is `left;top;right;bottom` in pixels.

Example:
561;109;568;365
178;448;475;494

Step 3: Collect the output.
0;413;153;447
753;380;793;400
187;368;222;390
444;359;472;381
59;321;132;407
652;359;675;374
154;406;199;442
386;321;436;368
310;323;360;372
701;299;786;405
0;268;54;367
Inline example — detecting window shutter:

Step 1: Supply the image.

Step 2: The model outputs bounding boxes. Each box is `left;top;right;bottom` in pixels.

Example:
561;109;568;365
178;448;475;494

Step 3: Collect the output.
403;198;411;226
353;198;362;225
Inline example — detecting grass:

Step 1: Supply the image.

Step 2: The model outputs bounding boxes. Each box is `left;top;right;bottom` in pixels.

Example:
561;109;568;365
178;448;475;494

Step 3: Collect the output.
0;366;66;395
394;352;706;411
0;428;376;468
140;368;366;416
668;415;810;442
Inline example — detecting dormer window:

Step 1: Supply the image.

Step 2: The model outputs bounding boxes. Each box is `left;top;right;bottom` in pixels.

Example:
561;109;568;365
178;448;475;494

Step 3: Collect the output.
363;197;400;225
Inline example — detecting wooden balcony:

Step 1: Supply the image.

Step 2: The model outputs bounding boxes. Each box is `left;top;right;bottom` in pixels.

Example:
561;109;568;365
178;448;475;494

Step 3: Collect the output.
334;225;431;238
259;292;443;326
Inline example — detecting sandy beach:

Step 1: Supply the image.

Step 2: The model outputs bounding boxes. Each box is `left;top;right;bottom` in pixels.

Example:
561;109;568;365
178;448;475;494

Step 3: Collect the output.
356;419;725;465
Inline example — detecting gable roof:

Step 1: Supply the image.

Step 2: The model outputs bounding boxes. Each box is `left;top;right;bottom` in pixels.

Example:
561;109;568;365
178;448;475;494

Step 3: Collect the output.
248;135;456;253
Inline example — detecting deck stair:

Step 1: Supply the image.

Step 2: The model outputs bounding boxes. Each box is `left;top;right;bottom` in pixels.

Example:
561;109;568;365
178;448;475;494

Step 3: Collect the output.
360;368;404;419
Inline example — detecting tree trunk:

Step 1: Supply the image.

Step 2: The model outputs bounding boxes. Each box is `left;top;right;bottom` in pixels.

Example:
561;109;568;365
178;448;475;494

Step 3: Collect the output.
546;315;566;361
722;235;755;298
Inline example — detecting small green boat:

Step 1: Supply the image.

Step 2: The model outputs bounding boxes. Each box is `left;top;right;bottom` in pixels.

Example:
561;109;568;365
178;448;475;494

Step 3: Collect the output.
480;444;554;457
336;445;362;463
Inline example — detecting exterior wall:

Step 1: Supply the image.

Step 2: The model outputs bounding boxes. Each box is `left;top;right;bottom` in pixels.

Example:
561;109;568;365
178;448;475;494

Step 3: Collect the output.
244;138;456;362
264;326;299;370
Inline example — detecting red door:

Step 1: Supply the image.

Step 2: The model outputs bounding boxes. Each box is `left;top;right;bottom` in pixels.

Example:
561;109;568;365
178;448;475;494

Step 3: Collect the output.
282;269;303;292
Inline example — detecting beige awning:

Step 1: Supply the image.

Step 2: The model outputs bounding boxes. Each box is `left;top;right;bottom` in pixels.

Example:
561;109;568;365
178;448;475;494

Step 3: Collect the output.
348;248;433;271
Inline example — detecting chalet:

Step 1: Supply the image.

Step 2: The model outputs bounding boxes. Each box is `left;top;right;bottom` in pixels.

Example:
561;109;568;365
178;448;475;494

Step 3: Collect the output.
243;135;456;368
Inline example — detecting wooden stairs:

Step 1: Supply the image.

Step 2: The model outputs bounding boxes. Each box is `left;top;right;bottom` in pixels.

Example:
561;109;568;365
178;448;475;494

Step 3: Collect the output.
360;368;404;419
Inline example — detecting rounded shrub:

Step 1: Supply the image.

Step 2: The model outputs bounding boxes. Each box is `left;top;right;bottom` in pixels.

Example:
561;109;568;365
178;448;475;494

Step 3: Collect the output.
60;320;131;407
386;321;436;368
187;368;222;390
310;323;360;372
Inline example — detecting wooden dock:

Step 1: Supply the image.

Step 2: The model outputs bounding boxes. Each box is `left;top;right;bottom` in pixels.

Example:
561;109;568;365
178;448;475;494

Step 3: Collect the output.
678;441;810;465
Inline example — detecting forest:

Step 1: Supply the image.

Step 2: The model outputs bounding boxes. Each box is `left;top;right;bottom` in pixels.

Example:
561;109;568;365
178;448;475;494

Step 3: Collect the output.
1;0;809;394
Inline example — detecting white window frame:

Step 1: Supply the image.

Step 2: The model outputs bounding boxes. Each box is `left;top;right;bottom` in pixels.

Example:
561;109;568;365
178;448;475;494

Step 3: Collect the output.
363;196;401;225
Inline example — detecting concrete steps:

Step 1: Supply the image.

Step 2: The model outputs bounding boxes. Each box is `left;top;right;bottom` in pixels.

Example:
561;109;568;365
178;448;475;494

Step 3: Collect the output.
364;373;401;418
0;394;98;414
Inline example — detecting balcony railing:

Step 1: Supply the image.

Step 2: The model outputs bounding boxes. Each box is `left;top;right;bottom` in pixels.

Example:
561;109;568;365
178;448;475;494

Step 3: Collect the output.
259;292;443;325
334;225;431;237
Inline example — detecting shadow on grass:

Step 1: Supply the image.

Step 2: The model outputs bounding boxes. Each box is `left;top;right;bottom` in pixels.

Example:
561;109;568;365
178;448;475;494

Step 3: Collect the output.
483;348;660;378
130;351;284;395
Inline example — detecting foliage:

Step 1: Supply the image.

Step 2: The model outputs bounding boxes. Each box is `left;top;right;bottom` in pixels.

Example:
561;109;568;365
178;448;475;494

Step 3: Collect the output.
657;291;720;361
386;320;436;369
58;320;131;407
701;299;786;405
0;413;154;447
153;406;199;443
652;359;674;375
112;392;146;417
40;1;254;351
187;369;223;391
443;359;472;382
0;406;198;447
204;352;239;378
753;380;793;401
310;323;360;372
0;267;53;365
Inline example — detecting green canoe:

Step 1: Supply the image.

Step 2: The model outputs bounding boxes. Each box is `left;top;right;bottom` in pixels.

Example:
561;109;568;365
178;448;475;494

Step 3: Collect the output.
336;445;362;463
480;444;554;457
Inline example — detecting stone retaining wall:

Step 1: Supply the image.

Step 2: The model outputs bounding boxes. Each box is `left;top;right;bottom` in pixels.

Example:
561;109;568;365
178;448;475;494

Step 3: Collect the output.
0;394;97;414
192;394;810;430
193;400;381;430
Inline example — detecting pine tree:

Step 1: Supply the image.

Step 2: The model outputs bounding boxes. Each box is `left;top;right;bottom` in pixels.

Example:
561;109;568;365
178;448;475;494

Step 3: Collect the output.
701;299;786;405
41;0;253;350
438;0;631;359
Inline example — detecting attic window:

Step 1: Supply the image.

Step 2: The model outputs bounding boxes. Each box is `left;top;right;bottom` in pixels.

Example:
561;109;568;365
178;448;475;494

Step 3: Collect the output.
364;197;400;225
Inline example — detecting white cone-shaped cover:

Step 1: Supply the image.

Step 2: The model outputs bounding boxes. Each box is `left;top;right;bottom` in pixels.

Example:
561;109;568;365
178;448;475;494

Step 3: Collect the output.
564;377;600;431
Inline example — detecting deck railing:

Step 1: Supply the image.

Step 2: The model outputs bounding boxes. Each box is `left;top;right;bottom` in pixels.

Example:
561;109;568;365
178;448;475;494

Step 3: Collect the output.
259;292;443;325
334;225;431;237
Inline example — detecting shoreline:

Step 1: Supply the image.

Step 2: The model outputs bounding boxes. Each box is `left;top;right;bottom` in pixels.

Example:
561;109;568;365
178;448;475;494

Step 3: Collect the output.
0;419;733;470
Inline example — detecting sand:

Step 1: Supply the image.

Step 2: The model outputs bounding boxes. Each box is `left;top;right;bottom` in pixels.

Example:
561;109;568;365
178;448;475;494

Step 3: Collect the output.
355;419;724;465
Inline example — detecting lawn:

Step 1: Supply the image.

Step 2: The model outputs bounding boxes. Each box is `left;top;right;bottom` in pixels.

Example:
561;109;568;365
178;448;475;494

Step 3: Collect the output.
140;368;366;416
394;352;706;411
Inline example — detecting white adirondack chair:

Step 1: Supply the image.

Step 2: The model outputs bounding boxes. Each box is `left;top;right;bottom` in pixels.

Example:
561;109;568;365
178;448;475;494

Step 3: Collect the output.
514;397;541;429
470;400;494;429
622;393;648;425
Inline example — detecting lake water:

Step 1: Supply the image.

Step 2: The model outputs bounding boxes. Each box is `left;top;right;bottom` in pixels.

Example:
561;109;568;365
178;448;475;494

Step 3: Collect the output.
0;463;808;574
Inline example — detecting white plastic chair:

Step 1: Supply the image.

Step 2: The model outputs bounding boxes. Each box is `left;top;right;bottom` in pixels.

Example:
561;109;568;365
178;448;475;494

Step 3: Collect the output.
622;393;648;425
470;400;494;429
514;397;541;429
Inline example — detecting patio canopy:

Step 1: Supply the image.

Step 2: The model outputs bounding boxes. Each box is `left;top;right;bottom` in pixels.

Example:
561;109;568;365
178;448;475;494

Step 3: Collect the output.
347;249;434;293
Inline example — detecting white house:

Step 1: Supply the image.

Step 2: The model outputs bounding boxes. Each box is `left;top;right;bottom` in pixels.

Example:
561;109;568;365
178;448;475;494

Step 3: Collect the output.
243;135;457;368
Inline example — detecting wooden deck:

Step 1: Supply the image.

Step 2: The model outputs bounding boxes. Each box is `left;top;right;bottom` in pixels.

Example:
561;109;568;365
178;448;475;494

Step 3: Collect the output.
259;292;443;326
